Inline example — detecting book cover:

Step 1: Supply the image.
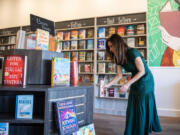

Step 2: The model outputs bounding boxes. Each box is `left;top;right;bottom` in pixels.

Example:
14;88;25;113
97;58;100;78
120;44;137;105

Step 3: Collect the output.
3;55;27;86
136;24;145;35
87;29;94;38
117;26;125;36
51;57;70;86
98;63;106;73
0;123;9;135
26;34;36;49
64;32;70;40
79;63;85;73
98;39;106;49
36;29;49;50
71;52;78;61
108;27;116;37
49;36;57;52
78;52;85;61
64;52;71;60
138;37;145;47
86;52;93;61
0;57;4;85
107;63;116;73
56;31;64;40
87;40;94;49
71;41;78;50
126;25;135;35
71;30;78;39
63;41;70;50
84;64;91;73
98;27;106;38
108;88;114;97
55;99;79;135
15;95;34;119
73;123;96;135
79;29;86;39
79;40;86;50
97;51;105;60
127;38;135;48
70;61;78;86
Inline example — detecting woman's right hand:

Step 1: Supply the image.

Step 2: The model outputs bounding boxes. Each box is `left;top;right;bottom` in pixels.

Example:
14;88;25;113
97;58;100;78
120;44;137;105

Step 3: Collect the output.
102;84;109;89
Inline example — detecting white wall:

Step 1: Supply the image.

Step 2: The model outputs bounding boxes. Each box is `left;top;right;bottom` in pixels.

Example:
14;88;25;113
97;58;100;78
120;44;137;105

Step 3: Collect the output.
0;0;180;117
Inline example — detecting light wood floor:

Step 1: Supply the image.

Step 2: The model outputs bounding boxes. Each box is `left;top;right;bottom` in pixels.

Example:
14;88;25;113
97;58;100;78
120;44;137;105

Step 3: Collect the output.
94;113;180;135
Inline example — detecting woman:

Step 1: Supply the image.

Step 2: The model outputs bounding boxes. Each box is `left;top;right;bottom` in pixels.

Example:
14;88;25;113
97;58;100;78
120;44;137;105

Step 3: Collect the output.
103;34;162;135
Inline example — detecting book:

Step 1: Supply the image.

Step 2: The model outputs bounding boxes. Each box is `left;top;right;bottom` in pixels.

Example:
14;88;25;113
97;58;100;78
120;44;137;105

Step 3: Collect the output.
117;26;125;36
136;24;145;35
55;99;79;135
78;40;86;49
3;55;27;86
87;29;94;38
56;31;64;40
86;52;93;61
73;123;96;135
108;27;116;37
78;52;85;61
79;63;85;73
71;41;78;50
127;38;135;48
108;88;115;97
70;61;78;86
15;95;34;119
9;36;16;44
64;32;70;40
87;40;94;49
0;57;4;85
107;63;116;73
98;39;106;49
51;57;70;86
71;52;78;61
0;123;9;135
98;27;106;38
126;25;135;35
26;34;36;49
79;29;86;39
63;41;70;50
84;64;91;73
138;37;145;47
97;51;105;60
16;30;26;49
98;63;106;73
71;30;78;39
49;36;57;52
36;29;49;50
64;52;71;60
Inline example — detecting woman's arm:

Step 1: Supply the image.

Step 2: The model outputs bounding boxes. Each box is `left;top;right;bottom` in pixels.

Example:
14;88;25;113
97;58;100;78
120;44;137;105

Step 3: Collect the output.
119;57;145;93
103;65;123;88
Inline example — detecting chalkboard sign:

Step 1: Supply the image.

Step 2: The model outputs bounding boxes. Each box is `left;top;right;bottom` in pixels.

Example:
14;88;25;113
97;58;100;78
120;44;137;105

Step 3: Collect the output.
97;12;146;26
55;18;94;29
0;27;20;35
30;14;55;36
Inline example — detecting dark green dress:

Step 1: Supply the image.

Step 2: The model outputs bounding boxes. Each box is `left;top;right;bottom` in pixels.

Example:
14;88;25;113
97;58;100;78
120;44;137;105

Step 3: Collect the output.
118;48;162;135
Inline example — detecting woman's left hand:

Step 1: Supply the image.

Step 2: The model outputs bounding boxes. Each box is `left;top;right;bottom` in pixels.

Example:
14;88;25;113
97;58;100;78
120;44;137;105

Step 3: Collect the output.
119;83;130;94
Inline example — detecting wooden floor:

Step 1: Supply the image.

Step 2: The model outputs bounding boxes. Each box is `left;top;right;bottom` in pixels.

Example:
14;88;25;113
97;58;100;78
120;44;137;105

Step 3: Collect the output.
94;113;180;135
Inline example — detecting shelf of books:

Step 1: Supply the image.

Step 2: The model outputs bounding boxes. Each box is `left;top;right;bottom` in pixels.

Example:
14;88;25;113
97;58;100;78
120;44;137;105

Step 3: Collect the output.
95;12;147;100
55;18;95;85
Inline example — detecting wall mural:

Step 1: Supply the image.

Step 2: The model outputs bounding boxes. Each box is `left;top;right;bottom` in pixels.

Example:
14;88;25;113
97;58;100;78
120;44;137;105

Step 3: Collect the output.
148;0;180;67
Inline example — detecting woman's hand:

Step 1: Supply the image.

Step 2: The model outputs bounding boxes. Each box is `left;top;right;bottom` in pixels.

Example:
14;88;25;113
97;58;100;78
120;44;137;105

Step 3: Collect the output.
102;84;110;89
119;83;130;94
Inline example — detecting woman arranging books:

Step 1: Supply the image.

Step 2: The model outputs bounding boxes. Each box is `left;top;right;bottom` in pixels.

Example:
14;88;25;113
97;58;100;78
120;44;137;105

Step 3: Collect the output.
103;34;162;135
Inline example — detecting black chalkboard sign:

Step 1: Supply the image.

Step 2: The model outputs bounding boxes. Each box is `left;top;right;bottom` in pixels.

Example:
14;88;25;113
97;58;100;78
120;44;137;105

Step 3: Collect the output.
30;14;55;36
97;12;146;26
55;18;94;29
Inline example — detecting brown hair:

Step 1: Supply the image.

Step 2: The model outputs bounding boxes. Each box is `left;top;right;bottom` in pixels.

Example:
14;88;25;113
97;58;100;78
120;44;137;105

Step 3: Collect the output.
106;34;128;65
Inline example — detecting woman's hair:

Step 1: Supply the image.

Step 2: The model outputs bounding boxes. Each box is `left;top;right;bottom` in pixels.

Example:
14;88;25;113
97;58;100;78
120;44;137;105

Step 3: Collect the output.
106;34;128;65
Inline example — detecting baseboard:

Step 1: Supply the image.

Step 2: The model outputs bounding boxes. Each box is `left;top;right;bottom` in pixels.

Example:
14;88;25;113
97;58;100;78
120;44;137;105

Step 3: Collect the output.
158;108;180;117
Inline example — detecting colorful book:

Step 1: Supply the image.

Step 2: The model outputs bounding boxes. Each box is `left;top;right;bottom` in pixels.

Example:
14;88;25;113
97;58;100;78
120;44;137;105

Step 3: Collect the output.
136;24;145;35
127;38;135;48
0;123;9;135
63;41;70;50
79;29;86;39
70;61;78;86
87;29;94;38
51;57;70;86
98;27;106;38
107;63;116;73
71;52;78;61
26;34;36;49
64;52;71;60
78;52;85;61
79;63;85;73
138;37;145;47
98;39;106;49
79;40;86;49
73;123;96;135
86;52;93;61
84;64;91;73
3;55;27;86
15;95;34;119
108;27;116;37
87;40;94;49
64;32;70;40
108;88;115;97
49;36;57;52
36;29;49;50
55;99;79;135
126;25;135;35
71;30;78;39
71;41;78;50
56;31;64;40
117;26;125;36
97;51;105;60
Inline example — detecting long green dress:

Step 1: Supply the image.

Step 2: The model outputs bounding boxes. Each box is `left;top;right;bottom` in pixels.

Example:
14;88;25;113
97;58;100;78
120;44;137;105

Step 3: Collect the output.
118;48;162;135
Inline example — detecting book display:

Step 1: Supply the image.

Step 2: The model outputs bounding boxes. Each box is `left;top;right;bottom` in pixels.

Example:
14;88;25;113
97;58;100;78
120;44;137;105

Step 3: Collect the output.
55;18;95;85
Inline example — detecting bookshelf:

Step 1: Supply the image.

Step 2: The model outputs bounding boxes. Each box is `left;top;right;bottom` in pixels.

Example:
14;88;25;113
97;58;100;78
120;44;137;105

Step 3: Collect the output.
55;18;95;85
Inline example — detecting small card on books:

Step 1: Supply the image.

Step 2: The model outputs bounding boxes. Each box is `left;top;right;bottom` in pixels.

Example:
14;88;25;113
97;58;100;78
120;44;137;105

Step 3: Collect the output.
3;55;27;86
0;123;9;135
15;95;34;119
51;57;70;86
55;99;79;135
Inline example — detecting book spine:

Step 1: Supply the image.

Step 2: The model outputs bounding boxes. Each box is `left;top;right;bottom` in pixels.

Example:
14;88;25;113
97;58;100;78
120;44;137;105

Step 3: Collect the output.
23;56;27;86
15;95;19;119
51;58;54;87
